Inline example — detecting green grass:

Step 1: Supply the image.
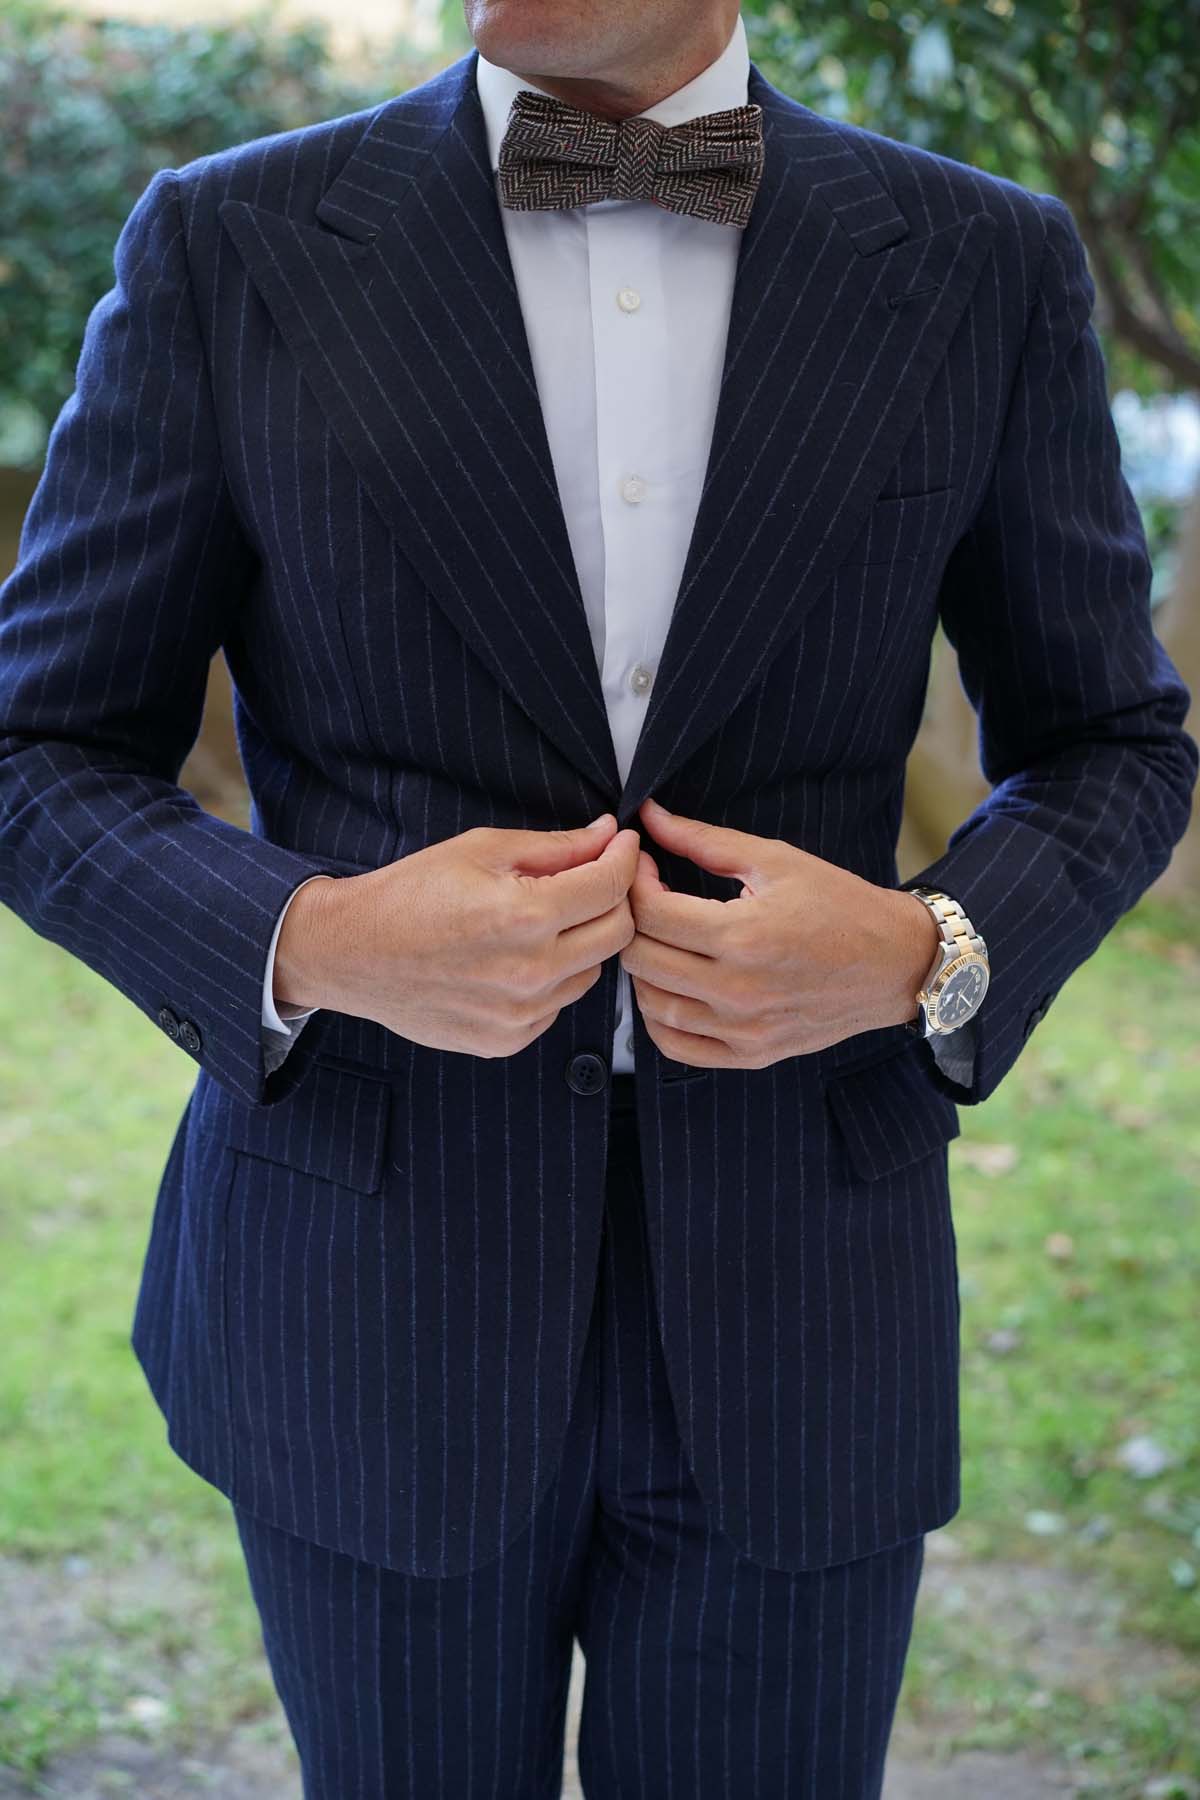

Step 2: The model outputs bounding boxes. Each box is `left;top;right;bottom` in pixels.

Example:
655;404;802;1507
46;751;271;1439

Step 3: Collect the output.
950;903;1200;1649
0;912;277;1781
909;897;1200;1791
0;895;1197;1791
0;921;202;1554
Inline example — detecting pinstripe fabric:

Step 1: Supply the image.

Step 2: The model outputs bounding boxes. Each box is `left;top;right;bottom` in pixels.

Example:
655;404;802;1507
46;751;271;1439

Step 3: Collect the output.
232;1091;925;1799
0;48;1194;1579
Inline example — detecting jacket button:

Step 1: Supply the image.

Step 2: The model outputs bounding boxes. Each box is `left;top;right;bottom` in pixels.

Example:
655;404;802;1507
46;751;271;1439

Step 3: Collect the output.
178;1019;202;1055
565;1050;608;1095
1024;991;1054;1040
157;1006;181;1041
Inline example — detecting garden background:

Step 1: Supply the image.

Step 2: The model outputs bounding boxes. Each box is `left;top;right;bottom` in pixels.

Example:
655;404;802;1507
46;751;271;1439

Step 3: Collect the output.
1;1;1197;1794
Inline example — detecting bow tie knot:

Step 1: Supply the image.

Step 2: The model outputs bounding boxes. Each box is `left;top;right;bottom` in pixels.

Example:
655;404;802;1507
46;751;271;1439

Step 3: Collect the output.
496;89;765;229
610;115;665;204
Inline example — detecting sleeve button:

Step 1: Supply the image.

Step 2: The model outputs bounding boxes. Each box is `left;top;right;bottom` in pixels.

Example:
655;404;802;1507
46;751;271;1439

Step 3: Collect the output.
157;1006;181;1041
1024;993;1054;1040
178;1019;202;1055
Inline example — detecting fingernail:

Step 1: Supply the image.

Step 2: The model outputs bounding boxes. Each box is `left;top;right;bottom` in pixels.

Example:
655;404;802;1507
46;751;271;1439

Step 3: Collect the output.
587;812;611;827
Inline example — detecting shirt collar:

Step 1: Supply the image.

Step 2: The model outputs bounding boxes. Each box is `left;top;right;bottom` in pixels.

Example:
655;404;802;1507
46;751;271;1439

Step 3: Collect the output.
475;12;750;174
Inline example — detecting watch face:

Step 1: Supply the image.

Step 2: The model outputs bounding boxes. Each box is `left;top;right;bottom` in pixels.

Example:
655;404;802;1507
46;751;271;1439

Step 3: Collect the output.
934;958;989;1027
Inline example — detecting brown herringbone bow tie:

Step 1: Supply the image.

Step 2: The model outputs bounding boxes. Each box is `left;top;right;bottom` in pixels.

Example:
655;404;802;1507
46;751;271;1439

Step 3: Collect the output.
496;89;765;229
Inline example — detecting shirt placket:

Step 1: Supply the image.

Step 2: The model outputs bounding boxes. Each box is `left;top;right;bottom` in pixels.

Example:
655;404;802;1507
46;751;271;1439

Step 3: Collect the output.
585;199;668;1054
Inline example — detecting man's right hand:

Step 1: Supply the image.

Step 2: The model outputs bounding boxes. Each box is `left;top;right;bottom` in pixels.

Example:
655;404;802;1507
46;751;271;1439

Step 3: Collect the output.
273;814;640;1057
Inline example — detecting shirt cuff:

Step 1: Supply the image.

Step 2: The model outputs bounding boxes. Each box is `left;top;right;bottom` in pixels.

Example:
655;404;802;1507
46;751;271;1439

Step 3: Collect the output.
262;874;327;1033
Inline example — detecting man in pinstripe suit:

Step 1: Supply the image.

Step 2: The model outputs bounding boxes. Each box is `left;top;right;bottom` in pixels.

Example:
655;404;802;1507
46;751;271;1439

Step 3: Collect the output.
1;0;1195;1790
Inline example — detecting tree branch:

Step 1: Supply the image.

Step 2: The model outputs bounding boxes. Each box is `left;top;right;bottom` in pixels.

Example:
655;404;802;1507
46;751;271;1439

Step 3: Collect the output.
976;49;1070;168
1078;222;1200;388
1116;86;1196;235
1116;223;1191;343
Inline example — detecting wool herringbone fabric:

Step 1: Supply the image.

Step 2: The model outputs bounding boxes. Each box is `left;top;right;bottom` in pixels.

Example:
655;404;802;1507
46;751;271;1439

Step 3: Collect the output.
497;89;765;226
233;1092;925;1799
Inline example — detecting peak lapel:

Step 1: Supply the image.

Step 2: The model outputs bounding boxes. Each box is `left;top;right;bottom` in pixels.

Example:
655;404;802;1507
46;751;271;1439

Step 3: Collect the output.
218;52;622;802
615;66;998;824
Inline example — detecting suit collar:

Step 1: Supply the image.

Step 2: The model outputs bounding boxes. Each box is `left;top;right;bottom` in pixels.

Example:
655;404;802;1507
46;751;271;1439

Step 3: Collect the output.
220;51;997;821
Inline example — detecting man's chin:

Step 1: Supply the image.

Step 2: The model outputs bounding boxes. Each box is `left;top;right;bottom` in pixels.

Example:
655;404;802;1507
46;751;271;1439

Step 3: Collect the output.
467;4;612;77
472;38;598;79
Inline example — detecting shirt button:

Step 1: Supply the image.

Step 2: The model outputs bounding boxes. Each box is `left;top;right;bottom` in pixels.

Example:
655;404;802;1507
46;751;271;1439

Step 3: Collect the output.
625;1032;636;1054
628;663;653;697
617;286;641;312
619;474;647;505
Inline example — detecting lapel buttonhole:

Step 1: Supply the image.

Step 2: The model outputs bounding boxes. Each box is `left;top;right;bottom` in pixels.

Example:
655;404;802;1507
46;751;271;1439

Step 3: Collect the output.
886;282;943;309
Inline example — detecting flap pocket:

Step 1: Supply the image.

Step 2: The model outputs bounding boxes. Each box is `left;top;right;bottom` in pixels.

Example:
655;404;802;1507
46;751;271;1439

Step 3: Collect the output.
225;1056;391;1194
824;1046;960;1182
839;486;956;567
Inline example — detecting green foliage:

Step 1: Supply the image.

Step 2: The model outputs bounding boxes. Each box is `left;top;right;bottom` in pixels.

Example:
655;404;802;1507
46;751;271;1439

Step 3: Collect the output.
744;0;1200;397
0;5;433;460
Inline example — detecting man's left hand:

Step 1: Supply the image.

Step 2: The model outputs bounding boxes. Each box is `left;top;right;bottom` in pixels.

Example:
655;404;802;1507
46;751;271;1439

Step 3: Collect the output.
619;796;939;1069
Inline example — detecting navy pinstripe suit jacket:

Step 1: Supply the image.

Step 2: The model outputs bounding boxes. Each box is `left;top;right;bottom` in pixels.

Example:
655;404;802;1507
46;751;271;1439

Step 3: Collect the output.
1;48;1195;1579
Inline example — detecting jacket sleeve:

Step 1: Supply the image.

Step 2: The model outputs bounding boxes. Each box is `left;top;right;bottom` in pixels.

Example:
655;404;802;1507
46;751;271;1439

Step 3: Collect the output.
899;190;1198;1107
0;166;352;1108
924;1009;976;1092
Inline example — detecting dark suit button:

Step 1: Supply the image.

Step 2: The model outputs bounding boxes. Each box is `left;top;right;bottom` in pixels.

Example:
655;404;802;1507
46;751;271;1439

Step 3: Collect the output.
565;1051;608;1095
178;1018;202;1055
1024;992;1054;1040
157;1006;181;1041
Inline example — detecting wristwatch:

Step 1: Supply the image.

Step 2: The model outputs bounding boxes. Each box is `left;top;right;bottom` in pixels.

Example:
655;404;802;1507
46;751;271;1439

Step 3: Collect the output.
905;887;990;1037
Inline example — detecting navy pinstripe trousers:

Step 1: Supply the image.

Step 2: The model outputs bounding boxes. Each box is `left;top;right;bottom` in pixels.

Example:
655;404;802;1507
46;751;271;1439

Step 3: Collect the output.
232;1075;925;1798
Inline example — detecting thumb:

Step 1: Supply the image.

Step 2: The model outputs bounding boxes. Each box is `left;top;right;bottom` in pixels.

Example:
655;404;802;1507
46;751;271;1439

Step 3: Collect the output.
502;812;622;875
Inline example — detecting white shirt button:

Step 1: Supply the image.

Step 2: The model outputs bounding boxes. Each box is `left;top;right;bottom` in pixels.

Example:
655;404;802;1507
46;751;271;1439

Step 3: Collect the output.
625;1032;636;1054
617;286;641;313
620;474;647;505
628;663;653;697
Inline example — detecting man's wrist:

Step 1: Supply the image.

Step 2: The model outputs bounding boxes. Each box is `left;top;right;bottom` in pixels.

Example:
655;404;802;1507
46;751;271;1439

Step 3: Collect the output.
274;874;342;1013
880;886;940;1029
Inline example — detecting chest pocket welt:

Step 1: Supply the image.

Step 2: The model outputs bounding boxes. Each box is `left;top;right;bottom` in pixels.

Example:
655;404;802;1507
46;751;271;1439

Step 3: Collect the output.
823;1044;961;1182
224;1056;392;1195
839;486;957;568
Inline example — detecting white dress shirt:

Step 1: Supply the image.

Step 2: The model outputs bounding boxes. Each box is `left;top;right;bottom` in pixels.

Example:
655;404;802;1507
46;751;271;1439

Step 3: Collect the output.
262;12;975;1088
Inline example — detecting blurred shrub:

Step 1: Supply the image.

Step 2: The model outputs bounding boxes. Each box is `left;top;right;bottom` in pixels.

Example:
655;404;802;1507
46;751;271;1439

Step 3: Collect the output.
0;0;431;462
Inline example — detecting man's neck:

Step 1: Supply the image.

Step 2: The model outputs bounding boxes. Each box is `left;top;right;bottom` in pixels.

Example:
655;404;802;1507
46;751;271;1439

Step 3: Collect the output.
503;18;736;120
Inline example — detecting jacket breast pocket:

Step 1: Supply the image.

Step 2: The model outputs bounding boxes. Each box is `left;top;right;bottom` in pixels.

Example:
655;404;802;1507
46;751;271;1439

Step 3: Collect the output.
223;1056;392;1195
823;1045;961;1182
838;486;957;569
